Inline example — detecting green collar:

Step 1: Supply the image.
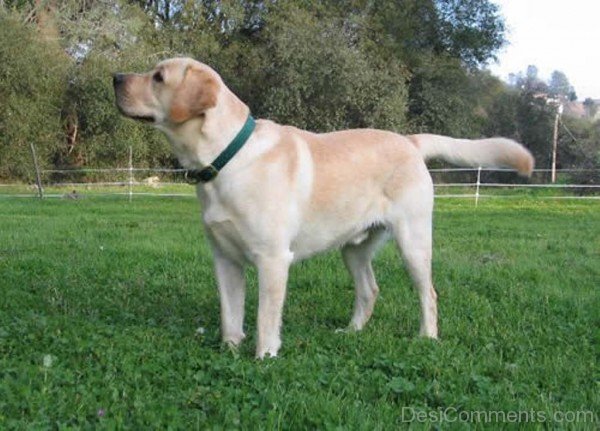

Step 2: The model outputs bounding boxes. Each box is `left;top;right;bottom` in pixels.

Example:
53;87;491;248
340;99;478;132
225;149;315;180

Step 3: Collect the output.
185;114;256;184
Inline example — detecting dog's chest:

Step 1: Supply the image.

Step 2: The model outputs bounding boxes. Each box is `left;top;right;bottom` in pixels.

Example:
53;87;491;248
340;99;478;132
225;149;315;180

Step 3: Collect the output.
199;192;255;262
209;222;247;260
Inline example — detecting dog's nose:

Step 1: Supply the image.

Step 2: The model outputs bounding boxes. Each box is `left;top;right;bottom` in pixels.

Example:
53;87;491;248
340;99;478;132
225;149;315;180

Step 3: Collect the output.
113;73;125;87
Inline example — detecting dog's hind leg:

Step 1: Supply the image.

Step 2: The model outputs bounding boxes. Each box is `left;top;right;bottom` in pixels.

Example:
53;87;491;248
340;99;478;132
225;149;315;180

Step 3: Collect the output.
391;193;438;339
341;228;388;331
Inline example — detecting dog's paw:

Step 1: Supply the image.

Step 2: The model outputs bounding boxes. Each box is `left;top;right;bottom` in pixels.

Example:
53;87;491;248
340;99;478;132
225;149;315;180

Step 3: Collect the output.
335;322;362;334
255;341;280;360
419;326;438;339
255;351;278;360
222;332;246;346
255;333;281;359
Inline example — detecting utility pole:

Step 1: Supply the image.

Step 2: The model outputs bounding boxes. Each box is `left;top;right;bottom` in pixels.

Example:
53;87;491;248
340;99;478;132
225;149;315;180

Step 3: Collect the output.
550;102;563;183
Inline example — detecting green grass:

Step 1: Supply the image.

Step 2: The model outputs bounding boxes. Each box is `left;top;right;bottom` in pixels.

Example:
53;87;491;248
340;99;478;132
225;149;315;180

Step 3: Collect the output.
0;197;598;429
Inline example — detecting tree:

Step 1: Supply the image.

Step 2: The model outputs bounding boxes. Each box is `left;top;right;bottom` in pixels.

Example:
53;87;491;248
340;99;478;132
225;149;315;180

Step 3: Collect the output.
345;0;507;135
493;66;558;170
0;0;513;180
0;11;68;180
549;70;576;101
1;1;173;174
557;116;600;189
583;98;597;119
515;65;549;93
435;0;506;67
516;91;556;169
487;65;600;183
255;3;409;132
485;88;520;138
352;0;505;69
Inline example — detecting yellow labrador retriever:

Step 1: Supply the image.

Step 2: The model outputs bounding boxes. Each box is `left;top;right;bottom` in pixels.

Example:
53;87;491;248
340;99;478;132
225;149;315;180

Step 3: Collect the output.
113;58;533;358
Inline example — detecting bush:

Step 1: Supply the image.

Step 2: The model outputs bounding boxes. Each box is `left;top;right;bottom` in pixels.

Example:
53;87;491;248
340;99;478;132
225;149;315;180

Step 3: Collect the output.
0;12;68;180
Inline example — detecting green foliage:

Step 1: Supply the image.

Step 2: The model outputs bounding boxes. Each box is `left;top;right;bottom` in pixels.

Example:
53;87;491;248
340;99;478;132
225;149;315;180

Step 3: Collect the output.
8;0;597;183
0;2;174;178
354;0;505;69
329;0;507;135
144;1;410;133
408;55;477;135
515;92;556;168
485;66;598;182
583;98;598;119
558;117;600;187
469;66;599;185
435;0;506;67
255;3;409;132
0;11;68;180
0;198;598;427
485;88;520;138
549;70;576;101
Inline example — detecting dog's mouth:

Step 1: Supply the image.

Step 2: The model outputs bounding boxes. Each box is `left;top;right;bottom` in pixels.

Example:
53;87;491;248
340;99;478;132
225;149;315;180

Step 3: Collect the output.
116;104;156;124
129;114;155;123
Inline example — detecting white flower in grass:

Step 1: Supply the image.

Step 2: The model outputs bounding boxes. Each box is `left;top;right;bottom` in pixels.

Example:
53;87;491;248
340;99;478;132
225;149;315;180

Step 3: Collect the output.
42;354;54;368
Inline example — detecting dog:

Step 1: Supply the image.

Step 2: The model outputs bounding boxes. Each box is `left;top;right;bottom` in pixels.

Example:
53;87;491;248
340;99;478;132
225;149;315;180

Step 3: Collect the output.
114;57;533;358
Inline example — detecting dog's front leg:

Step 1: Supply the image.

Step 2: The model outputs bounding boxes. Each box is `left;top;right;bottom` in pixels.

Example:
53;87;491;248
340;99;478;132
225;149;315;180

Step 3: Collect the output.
213;250;246;347
255;253;292;359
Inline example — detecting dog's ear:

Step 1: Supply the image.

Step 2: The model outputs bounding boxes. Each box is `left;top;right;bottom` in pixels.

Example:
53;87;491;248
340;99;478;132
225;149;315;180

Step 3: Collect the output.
169;66;218;123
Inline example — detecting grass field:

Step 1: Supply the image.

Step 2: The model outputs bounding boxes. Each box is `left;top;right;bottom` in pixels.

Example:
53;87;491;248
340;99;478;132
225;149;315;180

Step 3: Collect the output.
0;196;598;429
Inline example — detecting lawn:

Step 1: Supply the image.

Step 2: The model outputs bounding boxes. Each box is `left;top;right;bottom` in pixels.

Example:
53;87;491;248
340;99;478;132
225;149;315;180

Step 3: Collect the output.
0;196;598;429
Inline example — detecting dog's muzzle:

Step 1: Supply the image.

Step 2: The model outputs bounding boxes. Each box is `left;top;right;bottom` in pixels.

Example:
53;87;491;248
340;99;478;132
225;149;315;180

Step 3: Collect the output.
113;74;155;123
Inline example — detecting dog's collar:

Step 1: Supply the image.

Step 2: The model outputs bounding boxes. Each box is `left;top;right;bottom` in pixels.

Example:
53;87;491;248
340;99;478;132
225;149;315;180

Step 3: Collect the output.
185;114;256;184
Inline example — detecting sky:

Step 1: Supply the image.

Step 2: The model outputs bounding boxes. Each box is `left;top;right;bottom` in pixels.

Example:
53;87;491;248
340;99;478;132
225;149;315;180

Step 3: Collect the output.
488;0;600;100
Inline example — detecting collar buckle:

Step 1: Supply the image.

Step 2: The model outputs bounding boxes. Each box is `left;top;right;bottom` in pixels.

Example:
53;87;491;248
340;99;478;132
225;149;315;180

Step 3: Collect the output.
197;165;219;183
184;165;219;184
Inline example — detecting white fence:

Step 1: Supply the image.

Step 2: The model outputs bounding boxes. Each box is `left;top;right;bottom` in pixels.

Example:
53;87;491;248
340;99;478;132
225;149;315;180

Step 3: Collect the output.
428;167;600;203
1;166;599;202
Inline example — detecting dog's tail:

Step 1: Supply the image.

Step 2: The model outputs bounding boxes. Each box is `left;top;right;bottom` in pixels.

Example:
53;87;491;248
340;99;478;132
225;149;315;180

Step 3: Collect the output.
409;134;534;177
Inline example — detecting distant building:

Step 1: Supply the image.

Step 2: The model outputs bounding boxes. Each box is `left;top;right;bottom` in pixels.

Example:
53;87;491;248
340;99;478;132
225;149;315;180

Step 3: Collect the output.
531;92;598;120
563;101;586;119
563;99;599;120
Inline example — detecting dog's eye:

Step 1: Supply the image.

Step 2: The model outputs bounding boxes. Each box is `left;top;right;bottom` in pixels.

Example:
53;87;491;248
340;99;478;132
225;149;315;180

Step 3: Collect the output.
153;71;164;83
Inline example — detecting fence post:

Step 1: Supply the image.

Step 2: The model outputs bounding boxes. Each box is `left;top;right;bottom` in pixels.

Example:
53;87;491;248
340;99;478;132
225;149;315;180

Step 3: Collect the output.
475;166;482;206
29;142;44;199
128;146;133;202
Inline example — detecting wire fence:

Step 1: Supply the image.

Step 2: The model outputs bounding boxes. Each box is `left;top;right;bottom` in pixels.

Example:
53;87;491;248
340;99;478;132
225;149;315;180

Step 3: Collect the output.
2;165;599;203
1;143;599;203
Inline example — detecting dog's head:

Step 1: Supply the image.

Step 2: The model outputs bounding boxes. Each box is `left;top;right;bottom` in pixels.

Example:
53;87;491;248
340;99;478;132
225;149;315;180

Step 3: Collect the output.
113;57;220;126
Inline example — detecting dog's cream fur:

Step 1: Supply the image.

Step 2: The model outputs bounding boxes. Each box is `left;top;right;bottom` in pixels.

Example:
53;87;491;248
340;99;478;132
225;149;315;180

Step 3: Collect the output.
114;58;534;358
